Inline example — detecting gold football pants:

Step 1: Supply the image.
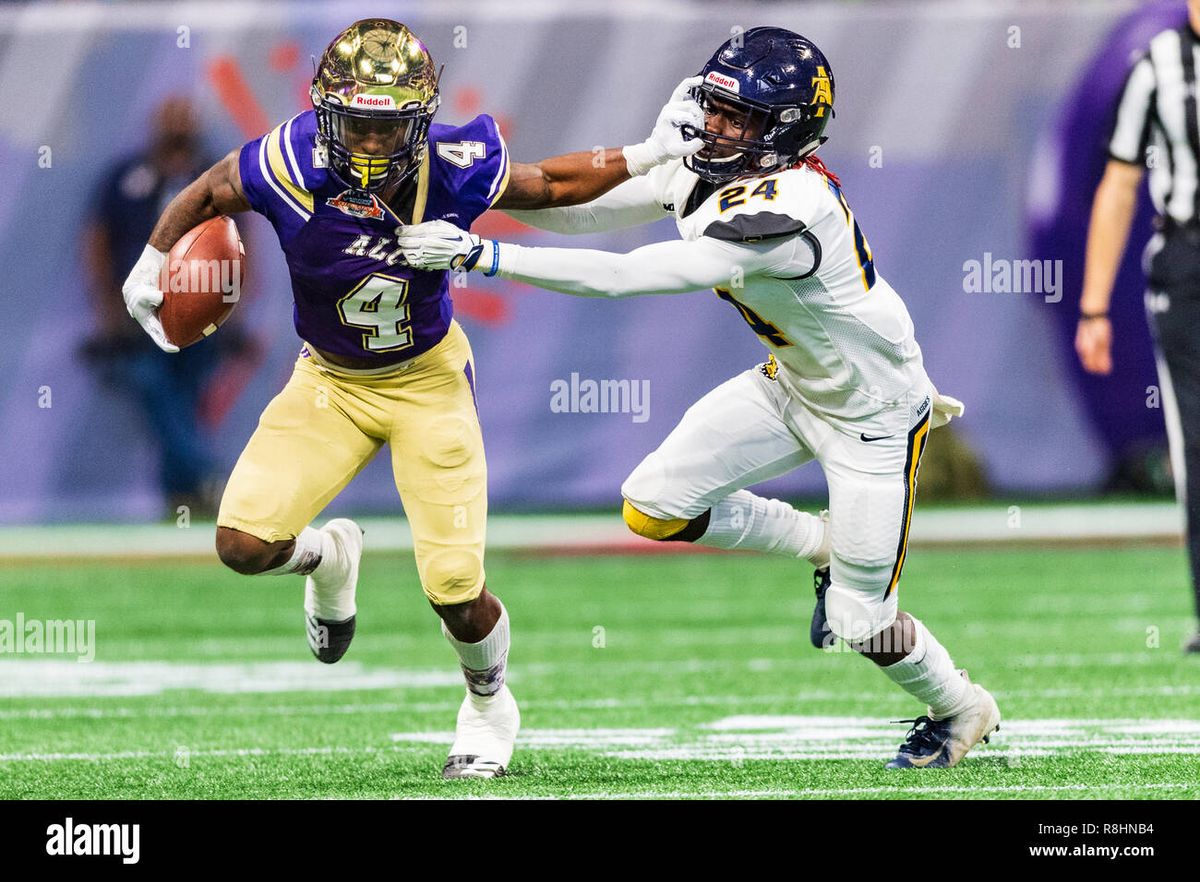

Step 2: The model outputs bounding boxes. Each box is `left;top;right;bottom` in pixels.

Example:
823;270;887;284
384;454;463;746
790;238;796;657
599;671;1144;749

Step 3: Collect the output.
217;320;487;605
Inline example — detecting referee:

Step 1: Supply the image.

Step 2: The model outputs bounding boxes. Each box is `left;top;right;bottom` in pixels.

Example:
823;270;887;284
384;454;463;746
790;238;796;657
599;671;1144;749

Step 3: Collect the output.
1079;3;1200;653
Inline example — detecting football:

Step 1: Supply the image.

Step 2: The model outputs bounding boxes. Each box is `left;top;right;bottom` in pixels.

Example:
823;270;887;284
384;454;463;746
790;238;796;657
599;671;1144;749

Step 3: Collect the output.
158;215;245;348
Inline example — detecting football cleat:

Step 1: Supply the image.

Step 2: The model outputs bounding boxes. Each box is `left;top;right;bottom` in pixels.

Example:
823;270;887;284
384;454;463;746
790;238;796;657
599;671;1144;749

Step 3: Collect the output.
304;518;364;664
885;672;1000;769
306;613;356;665
442;684;520;779
810;567;835;649
1184;632;1200;654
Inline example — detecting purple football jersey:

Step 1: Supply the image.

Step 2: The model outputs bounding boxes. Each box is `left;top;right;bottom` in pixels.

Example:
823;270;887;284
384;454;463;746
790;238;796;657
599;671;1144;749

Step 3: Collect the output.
238;110;509;364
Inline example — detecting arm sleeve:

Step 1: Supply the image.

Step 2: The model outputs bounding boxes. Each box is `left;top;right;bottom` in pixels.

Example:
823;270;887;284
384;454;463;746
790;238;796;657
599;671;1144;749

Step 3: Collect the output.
494;233;815;298
502;174;669;234
1108;54;1156;165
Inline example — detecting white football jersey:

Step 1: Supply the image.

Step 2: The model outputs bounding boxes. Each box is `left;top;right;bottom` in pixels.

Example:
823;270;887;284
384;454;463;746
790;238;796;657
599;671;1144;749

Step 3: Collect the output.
645;159;930;425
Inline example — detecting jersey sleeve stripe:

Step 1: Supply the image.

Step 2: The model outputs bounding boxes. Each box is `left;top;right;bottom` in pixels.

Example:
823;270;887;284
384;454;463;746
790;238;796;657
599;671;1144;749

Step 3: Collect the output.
282;114;308;191
1108;55;1156;164
486;132;511;207
265;125;314;213
257;135;311;221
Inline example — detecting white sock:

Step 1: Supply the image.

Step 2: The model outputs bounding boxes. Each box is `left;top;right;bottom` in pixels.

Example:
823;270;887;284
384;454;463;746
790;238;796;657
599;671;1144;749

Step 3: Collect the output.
264;526;355;621
697;490;828;566
442;603;510;697
261;526;324;576
879;616;972;719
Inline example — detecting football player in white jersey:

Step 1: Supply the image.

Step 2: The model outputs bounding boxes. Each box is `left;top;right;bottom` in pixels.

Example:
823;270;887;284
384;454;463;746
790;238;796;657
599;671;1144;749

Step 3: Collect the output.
397;28;1000;768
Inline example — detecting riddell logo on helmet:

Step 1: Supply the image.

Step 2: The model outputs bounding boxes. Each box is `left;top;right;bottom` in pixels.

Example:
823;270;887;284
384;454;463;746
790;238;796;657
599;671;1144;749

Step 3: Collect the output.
705;71;740;92
351;94;396;109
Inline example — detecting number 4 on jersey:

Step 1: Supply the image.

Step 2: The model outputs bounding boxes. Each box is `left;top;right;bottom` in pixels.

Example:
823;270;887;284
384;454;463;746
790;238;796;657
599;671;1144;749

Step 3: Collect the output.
338;274;413;352
828;180;876;291
436;140;486;168
714;287;792;347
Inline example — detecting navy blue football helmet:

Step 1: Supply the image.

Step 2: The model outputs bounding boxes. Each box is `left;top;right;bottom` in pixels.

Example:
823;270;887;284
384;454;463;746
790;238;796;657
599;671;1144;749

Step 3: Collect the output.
683;27;835;183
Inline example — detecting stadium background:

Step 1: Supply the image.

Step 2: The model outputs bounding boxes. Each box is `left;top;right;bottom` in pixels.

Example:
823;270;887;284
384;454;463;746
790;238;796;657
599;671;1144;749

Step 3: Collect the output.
0;0;1179;521
3;0;1199;806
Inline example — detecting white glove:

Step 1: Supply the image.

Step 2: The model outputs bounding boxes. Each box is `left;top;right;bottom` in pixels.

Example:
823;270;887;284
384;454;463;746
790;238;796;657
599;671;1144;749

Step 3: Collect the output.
623;75;705;176
930;390;965;429
121;244;178;353
395;220;500;275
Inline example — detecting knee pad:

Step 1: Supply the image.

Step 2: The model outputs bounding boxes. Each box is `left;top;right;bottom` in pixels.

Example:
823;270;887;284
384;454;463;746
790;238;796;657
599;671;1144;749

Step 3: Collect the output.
825;582;898;643
420;416;473;469
621;499;691;540
621;499;711;542
421;549;485;605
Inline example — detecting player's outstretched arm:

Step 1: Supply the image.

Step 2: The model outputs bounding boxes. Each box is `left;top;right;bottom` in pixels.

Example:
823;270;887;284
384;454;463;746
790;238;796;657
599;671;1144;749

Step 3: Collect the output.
497;149;634;210
396;220;811;299
122;149;250;353
503;175;669;235
493;75;702;211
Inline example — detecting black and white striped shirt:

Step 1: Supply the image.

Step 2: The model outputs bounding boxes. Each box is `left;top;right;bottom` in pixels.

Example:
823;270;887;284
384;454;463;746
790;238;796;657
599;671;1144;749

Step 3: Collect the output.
1110;23;1200;224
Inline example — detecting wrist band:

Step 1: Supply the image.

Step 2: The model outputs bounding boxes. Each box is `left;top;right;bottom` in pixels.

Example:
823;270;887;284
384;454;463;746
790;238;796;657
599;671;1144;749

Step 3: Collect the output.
1079;311;1109;321
482;240;501;277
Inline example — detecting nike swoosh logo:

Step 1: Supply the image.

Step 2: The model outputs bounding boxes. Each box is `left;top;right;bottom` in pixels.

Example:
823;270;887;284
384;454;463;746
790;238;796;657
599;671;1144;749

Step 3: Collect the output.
860;433;895;442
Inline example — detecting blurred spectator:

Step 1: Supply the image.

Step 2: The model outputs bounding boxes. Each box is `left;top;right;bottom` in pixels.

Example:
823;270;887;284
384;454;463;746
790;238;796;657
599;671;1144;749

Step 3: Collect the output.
81;96;223;517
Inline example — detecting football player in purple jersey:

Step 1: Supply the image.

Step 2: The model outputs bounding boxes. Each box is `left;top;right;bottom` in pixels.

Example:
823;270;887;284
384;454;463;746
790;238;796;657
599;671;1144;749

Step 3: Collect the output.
120;18;703;779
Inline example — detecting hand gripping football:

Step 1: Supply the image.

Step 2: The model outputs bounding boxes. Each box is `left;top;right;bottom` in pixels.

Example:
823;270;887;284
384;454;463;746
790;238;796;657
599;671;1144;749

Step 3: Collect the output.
159;215;246;348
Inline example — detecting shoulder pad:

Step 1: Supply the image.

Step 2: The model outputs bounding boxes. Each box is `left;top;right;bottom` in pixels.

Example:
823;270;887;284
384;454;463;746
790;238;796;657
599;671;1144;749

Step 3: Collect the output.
703;211;806;243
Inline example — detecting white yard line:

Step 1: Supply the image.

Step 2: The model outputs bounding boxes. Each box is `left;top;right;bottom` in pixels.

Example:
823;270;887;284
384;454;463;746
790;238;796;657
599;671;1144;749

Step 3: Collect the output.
7;653;1170;701
0;660;462;698
0;502;1183;558
9;716;1200;764
5;681;1200;719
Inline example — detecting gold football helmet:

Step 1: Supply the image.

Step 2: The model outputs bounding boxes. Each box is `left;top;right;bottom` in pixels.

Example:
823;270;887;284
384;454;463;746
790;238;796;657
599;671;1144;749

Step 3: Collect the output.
310;19;440;192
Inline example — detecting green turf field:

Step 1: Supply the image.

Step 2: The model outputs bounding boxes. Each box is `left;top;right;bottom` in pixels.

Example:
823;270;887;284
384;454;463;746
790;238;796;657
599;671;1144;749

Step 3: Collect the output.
1;544;1198;799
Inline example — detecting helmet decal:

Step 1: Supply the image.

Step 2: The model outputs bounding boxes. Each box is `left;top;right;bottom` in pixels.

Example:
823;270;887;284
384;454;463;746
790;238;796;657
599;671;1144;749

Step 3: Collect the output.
704;71;740;92
810;66;833;118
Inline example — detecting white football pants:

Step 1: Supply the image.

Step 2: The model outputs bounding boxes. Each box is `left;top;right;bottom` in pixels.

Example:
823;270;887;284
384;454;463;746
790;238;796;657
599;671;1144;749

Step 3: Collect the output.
622;364;934;641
